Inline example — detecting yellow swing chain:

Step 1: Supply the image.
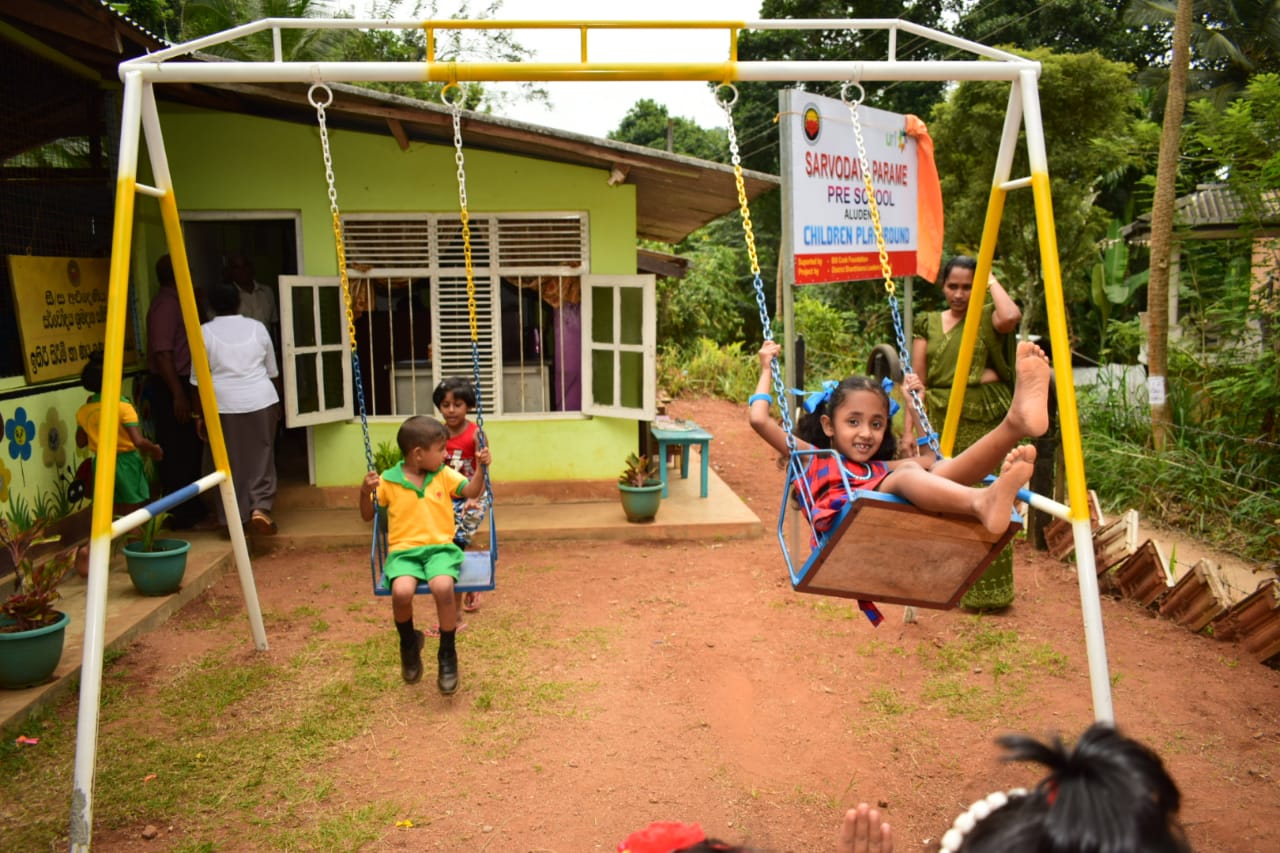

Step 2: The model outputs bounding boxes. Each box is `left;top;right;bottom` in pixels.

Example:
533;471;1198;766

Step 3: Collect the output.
445;85;492;511
717;84;797;446
309;83;374;472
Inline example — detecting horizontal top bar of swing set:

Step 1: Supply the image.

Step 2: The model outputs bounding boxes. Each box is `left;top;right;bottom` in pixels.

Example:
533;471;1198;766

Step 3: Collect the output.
121;17;1035;83
120;59;1038;85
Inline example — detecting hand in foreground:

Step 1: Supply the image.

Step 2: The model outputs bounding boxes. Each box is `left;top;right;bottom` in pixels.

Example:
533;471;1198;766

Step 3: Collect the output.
837;803;892;853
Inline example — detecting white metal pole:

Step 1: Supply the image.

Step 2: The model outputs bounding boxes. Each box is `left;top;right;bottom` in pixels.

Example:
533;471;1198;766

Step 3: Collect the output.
1019;68;1114;723
67;68;147;853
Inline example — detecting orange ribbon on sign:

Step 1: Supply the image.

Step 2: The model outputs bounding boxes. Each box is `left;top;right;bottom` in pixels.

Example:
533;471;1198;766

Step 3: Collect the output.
906;114;944;284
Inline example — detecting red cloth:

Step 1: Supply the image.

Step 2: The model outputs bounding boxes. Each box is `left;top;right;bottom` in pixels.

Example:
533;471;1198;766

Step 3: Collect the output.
906;114;943;284
618;821;706;853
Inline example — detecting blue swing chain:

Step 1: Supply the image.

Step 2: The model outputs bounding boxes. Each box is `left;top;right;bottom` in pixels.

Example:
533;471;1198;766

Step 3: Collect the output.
842;84;942;461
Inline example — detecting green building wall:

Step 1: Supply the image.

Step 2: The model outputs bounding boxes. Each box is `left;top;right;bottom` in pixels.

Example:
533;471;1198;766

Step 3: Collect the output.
131;105;643;487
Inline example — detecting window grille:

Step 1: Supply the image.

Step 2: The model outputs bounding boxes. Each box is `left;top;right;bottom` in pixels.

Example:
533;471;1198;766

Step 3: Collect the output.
340;213;586;417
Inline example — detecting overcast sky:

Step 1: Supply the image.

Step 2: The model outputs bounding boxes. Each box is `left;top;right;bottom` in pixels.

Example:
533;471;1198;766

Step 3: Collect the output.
342;1;767;137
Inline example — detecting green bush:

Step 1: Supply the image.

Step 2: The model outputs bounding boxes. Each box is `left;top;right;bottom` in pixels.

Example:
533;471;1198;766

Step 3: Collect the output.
658;338;758;401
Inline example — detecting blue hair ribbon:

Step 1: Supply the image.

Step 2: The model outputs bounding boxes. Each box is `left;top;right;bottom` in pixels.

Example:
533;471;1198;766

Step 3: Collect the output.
880;376;901;418
792;380;839;413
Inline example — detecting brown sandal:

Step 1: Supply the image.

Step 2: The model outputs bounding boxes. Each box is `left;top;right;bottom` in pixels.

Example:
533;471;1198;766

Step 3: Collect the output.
249;510;278;536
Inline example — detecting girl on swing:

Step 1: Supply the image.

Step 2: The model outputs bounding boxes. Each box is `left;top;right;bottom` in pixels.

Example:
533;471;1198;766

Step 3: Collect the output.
747;339;1050;537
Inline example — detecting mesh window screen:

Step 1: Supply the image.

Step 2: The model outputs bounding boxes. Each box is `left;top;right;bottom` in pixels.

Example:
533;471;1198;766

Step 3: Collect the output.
1;40;120;379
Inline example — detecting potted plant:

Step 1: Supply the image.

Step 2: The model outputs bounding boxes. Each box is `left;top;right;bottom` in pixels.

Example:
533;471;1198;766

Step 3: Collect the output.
121;512;190;596
0;517;75;689
617;452;663;523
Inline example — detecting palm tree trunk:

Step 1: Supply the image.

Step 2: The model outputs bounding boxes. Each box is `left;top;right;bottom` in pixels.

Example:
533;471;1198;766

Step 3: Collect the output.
1145;0;1194;451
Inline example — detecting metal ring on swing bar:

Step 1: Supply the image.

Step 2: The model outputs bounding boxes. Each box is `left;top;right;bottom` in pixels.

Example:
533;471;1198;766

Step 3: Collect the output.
715;83;739;108
440;82;466;107
307;82;333;109
840;80;865;106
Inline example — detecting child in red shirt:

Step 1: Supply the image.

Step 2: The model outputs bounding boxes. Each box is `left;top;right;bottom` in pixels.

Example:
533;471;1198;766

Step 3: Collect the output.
433;377;488;615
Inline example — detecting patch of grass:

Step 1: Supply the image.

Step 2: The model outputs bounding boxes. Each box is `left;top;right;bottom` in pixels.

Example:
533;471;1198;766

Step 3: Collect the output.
913;617;1070;721
862;686;911;717
809;599;861;622
0;627;426;851
459;611;593;756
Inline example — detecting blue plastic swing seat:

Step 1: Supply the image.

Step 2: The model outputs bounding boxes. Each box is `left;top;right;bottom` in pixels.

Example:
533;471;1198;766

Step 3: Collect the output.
370;505;497;596
777;449;1021;610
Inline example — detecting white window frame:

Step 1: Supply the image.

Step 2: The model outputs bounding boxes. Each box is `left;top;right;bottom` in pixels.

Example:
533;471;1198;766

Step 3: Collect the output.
278;275;354;427
581;274;657;420
279;213;655;421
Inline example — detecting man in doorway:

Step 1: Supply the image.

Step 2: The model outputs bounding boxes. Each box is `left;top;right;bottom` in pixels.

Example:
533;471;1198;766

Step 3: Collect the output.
226;255;278;350
146;254;210;530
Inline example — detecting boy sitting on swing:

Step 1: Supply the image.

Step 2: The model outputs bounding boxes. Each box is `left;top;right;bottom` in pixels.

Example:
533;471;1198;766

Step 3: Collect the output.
359;415;491;694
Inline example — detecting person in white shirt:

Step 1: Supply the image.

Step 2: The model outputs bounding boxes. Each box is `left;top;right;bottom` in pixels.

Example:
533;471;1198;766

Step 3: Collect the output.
191;282;281;535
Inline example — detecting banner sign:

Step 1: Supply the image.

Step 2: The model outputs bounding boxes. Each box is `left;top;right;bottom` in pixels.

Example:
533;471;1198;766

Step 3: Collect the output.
8;255;138;383
783;89;919;285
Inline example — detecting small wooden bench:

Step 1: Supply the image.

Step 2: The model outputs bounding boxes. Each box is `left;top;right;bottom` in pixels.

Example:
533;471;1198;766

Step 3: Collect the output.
649;419;713;498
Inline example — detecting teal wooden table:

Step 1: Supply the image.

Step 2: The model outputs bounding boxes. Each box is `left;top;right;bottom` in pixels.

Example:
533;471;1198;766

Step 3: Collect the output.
649;419;713;498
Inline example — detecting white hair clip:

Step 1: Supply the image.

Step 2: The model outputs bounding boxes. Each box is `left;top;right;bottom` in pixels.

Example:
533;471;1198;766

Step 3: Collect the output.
938;788;1028;853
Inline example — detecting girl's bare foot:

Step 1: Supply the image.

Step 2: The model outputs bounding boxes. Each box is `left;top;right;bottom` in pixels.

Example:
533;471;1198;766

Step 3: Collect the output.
1007;342;1051;437
837;802;893;853
975;445;1037;534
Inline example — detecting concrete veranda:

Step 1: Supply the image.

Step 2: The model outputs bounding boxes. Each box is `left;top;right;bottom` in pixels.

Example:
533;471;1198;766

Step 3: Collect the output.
0;458;760;731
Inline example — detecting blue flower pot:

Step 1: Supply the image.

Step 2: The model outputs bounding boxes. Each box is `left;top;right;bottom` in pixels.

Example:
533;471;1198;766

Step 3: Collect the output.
123;538;190;596
0;611;70;689
618;481;663;523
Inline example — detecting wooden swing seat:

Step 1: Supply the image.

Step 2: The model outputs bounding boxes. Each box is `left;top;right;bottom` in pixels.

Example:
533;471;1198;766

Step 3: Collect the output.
788;489;1021;609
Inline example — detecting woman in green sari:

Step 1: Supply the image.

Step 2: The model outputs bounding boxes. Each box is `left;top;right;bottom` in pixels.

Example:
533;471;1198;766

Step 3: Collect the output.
911;255;1022;610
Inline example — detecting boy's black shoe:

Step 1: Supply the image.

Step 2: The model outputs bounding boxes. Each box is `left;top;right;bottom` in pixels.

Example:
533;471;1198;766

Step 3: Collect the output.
400;631;425;684
437;648;458;695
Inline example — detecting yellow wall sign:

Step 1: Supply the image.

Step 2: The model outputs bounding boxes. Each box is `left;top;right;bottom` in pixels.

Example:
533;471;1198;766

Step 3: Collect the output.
7;255;138;383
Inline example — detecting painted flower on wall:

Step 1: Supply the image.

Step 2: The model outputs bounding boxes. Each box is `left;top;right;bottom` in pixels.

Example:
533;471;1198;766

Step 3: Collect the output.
5;407;35;462
40;407;69;470
0;455;10;503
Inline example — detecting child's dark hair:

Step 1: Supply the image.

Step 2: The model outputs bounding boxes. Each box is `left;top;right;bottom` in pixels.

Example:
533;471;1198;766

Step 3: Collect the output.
947;723;1191;853
396;415;449;457
939;254;978;284
80;350;104;393
793;375;898;461
432;376;476;410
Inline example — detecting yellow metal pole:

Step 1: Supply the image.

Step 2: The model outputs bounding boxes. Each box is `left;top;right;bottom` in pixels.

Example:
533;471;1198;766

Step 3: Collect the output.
1030;170;1088;521
939;186;1006;457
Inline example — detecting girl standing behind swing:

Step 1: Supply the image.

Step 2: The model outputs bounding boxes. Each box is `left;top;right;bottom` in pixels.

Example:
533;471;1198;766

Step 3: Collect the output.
747;340;1049;537
433;376;487;617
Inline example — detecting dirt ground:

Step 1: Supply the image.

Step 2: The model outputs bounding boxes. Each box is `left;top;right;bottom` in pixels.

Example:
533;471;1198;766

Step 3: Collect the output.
92;397;1279;852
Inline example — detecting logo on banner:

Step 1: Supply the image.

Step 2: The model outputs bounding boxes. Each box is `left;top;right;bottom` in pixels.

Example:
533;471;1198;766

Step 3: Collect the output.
802;104;821;144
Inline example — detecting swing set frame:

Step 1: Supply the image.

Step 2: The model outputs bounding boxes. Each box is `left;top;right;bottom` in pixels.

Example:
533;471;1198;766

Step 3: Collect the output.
69;17;1107;851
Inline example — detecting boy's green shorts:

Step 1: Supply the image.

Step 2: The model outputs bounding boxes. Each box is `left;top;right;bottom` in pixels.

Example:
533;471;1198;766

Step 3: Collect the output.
382;543;464;589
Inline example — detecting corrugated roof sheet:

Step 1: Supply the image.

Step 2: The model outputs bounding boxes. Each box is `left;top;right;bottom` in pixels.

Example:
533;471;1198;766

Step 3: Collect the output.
1121;183;1280;241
